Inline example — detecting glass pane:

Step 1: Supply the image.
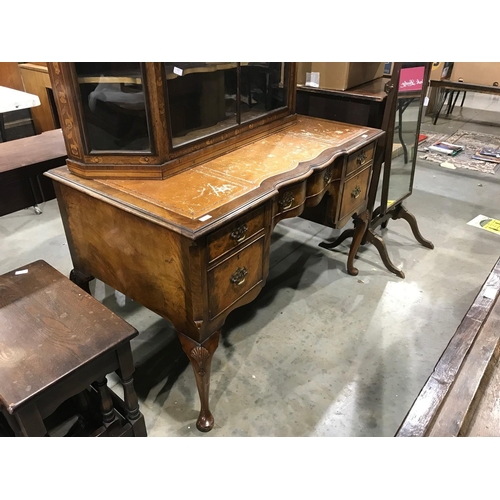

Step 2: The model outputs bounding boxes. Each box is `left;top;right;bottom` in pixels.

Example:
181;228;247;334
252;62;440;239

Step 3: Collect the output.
165;62;238;148
75;62;151;152
387;63;426;205
240;63;288;123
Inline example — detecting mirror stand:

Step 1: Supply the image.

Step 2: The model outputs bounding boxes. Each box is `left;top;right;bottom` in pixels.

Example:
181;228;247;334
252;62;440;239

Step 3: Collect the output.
321;63;434;279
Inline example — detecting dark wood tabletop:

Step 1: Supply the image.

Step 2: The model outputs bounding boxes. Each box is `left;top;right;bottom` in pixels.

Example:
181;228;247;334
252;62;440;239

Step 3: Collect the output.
0;260;138;415
0;128;66;174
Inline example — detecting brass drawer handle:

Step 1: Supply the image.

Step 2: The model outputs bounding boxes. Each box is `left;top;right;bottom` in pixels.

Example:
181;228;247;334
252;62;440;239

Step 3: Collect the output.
278;191;294;210
230;223;248;243
356;151;367;166
351;185;361;199
324;166;333;184
230;267;248;286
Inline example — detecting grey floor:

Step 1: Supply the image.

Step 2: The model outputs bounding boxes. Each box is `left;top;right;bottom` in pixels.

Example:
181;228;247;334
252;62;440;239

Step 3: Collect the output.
1;92;500;437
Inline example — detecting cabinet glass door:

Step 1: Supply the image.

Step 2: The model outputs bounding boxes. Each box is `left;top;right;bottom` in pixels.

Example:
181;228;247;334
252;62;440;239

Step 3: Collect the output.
75;62;151;153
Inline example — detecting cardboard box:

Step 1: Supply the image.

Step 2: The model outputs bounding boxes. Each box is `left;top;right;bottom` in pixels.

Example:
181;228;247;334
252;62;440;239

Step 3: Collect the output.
451;63;500;86
297;62;385;91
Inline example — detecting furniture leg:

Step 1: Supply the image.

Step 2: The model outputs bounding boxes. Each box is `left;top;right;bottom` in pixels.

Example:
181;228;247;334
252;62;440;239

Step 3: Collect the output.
15;404;48;437
446;90;455;115
116;343;147;437
66;389;98;436
393;204;434;249
177;330;220;432
346;210;369;276
69;269;94;294
450;90;461;114
95;376;116;427
461;91;467;107
28;177;42;215
365;229;405;279
433;89;449;125
319;228;355;250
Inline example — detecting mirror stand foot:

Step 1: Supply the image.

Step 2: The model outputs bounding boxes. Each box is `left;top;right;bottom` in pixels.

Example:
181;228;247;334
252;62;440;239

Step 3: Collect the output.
393;204;434;249
365;229;405;279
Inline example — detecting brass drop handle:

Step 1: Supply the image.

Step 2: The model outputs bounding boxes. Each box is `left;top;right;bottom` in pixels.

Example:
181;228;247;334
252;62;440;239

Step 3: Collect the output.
230;223;248;243
351;185;361;199
278;191;294;210
230;267;248;286
356;151;367;166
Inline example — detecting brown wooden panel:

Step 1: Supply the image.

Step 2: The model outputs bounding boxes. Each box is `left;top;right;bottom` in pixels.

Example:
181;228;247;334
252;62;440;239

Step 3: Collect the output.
208;236;265;319
397;258;500;437
208;205;265;263
465;347;500;437
339;165;371;219
18;63;56;134
54;182;197;335
0;63;24;91
428;298;500;437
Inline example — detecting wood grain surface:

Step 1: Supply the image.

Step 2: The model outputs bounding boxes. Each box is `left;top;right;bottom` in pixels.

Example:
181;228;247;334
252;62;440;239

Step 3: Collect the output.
397;257;500;437
0;260;137;414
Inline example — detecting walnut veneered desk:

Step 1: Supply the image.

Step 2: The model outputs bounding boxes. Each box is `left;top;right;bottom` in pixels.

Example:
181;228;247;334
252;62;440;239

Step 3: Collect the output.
46;116;384;431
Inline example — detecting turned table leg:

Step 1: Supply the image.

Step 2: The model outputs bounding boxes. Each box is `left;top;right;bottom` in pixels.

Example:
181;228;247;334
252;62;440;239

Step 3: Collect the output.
116;344;147;437
177;331;220;432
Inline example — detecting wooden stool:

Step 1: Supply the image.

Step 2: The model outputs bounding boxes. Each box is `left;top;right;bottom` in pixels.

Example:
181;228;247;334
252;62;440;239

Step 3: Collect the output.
0;260;147;437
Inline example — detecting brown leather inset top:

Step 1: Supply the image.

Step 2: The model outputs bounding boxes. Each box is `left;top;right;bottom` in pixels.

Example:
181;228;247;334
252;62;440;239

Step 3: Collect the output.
47;116;383;236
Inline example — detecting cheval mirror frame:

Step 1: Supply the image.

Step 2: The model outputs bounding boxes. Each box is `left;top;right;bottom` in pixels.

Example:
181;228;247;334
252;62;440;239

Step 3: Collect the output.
47;62;297;180
321;62;434;278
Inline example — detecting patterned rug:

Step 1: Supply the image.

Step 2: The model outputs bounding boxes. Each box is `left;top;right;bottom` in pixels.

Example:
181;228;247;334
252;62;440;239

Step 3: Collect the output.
418;130;500;174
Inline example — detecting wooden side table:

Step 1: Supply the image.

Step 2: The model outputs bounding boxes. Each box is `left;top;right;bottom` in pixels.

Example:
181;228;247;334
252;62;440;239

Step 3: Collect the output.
0;260;146;437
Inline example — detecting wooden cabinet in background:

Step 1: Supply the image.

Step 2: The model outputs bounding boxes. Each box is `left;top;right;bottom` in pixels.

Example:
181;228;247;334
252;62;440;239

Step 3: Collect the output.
0;62;25;91
18;63;59;134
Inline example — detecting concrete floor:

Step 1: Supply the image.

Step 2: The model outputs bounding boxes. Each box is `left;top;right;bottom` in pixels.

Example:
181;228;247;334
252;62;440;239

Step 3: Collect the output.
1;92;500;437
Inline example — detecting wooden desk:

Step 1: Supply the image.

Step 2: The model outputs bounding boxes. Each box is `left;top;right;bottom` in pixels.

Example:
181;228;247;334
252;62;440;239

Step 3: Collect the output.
47;116;384;432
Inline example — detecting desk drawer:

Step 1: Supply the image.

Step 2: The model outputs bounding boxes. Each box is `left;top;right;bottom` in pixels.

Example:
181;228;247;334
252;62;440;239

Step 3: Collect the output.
346;143;375;176
207;205;265;263
208;236;265;319
339;166;371;220
274;182;306;217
